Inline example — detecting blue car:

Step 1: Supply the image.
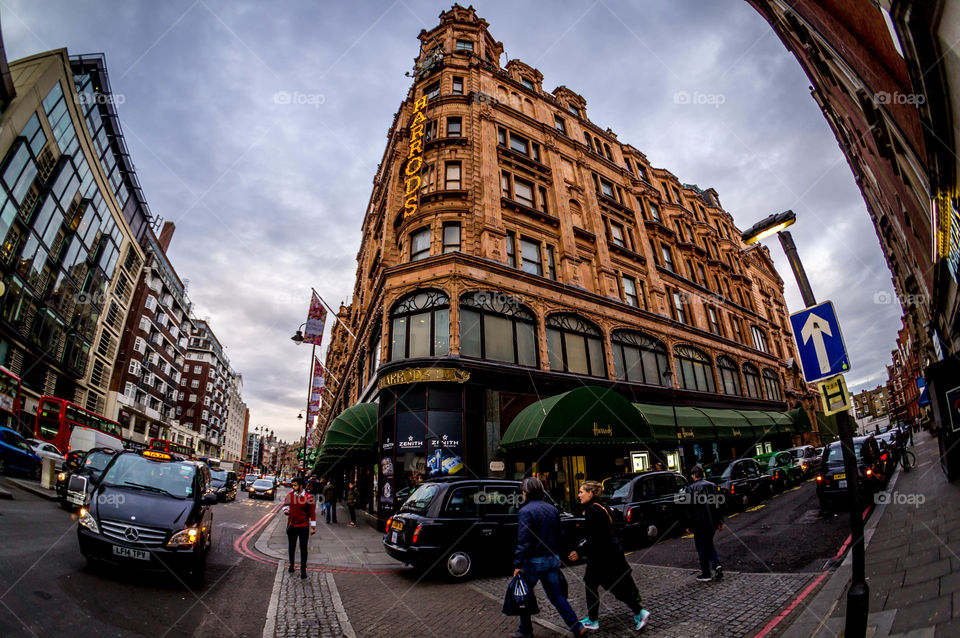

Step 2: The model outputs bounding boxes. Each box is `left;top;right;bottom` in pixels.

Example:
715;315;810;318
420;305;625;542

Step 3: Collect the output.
0;426;42;479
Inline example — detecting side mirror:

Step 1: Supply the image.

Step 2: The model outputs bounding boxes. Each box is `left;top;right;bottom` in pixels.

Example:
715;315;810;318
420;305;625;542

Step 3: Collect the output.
202;492;218;505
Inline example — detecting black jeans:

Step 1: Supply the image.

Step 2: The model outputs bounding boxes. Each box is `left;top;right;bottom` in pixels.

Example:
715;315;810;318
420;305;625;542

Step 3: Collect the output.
348;505;356;524
693;529;720;576
584;561;642;621
287;525;309;573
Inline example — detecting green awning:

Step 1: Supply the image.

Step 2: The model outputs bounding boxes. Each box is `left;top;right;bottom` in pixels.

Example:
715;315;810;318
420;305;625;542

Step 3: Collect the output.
701;408;754;439
501;386;651;448
631;404;719;441
318;402;378;455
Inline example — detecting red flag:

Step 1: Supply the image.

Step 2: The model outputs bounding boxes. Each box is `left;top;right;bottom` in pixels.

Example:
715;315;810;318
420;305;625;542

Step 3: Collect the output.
305;357;325;448
303;292;327;345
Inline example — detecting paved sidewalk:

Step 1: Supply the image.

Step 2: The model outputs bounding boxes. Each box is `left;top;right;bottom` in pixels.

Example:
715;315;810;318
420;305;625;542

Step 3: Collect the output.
473;563;813;638
783;432;960;637
261;562;353;638
1;477;57;501
254;503;398;570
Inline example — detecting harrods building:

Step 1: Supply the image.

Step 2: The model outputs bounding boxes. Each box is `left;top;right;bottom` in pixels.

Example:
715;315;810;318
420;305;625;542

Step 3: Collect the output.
314;5;818;522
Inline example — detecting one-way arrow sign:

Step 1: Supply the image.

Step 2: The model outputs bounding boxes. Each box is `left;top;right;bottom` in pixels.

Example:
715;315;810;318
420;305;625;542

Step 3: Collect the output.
789;301;851;383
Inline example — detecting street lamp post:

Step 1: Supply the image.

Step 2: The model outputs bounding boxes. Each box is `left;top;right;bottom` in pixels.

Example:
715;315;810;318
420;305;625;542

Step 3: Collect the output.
292;323;316;469
742;210;868;638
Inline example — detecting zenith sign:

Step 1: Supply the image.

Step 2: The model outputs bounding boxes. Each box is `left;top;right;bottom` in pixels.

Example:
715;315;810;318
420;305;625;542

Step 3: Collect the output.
788;301;851;383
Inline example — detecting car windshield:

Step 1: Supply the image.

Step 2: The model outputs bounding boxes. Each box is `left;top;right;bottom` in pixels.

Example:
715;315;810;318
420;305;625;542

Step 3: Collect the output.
602;476;634;502
85;451;115;472
211;470;227;481
253;479;273;488
826;442;863;463
400;483;440;512
102;455;195;498
704;462;730;479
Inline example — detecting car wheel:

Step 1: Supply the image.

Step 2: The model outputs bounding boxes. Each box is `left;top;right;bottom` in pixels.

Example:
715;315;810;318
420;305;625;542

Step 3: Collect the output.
646;524;659;544
442;549;473;580
33;464;41;480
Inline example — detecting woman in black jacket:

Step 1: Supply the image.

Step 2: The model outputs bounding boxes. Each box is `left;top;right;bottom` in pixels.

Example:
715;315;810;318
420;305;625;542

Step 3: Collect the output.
568;480;650;632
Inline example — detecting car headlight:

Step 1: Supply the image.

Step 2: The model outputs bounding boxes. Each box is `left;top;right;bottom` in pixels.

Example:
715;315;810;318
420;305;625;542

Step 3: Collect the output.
249;487;255;492
78;508;99;534
168;527;200;547
265;490;273;494
57;472;66;481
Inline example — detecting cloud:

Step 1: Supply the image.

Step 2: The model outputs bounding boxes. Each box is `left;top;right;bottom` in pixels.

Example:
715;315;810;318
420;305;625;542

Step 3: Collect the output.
1;0;903;441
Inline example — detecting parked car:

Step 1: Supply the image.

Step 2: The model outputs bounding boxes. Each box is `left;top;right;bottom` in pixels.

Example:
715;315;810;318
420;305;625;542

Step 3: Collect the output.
57;447;121;511
816;437;884;510
755;451;804;491
785;445;819;478
600;471;689;545
26;438;65;469
383;478;584;580
243;474;260;489
0;426;42;479
76;449;217;587
210;469;238;502
703;458;774;511
248;478;276;500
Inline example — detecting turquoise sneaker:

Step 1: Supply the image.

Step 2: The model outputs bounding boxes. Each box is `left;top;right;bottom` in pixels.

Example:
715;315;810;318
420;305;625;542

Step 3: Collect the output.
579;617;599;630
635;609;651;631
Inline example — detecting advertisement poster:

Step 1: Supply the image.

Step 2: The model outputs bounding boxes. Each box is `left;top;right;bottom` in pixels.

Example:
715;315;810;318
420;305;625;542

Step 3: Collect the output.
426;412;463;477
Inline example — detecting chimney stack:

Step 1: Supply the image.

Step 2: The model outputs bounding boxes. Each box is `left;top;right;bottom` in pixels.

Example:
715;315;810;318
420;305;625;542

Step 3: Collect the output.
157;221;176;254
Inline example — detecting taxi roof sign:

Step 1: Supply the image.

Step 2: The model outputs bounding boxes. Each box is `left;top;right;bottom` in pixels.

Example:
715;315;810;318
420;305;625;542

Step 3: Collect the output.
142;449;172;460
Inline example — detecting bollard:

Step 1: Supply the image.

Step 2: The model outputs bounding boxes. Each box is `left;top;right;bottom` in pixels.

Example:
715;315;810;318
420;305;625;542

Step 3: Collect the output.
40;457;56;489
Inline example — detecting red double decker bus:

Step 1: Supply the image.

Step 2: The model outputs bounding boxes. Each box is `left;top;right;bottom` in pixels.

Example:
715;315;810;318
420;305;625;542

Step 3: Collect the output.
34;396;123;454
0;366;22;434
148;438;193;459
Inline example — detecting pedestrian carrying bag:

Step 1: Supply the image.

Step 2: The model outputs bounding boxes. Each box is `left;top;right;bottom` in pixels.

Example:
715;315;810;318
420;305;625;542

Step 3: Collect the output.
502;574;540;616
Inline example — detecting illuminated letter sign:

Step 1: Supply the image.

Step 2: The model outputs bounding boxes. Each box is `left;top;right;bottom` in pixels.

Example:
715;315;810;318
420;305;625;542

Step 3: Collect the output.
403;94;430;219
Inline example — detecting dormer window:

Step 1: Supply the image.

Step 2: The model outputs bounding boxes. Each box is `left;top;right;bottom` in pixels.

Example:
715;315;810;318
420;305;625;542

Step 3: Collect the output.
568;104;580;117
521;78;534;90
456;39;474;52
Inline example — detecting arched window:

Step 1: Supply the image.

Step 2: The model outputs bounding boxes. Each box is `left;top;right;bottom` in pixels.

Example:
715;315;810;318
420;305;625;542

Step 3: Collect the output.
717;356;742;396
762;368;783;401
673;345;716;393
546;314;605;377
742;363;763;399
459;292;537;367
390;290;449;361
611;330;668;385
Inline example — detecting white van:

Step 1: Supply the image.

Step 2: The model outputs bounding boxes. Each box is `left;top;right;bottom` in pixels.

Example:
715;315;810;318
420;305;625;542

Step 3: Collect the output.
68;426;123;455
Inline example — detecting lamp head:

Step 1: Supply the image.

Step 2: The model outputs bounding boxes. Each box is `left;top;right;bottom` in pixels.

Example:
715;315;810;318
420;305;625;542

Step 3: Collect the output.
741;209;796;245
291;330;304;344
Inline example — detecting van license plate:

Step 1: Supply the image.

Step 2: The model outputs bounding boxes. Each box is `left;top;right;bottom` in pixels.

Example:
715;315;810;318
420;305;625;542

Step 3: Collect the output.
113;545;149;560
391;519;403;530
837;480;847;488
834;473;846;480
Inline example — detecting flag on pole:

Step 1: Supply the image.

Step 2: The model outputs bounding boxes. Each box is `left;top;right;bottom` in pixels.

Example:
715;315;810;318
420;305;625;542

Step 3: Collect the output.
305;356;325;449
303;291;327;345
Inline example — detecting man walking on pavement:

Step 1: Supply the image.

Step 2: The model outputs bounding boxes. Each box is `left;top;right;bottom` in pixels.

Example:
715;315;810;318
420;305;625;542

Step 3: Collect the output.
509;477;587;638
323;479;338;524
685;464;724;582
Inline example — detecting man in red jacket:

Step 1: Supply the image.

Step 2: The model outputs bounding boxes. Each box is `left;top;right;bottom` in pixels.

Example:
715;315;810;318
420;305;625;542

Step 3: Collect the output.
282;476;316;578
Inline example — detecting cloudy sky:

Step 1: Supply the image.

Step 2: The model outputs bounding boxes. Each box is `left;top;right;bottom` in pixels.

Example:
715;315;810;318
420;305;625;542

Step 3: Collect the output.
1;1;904;442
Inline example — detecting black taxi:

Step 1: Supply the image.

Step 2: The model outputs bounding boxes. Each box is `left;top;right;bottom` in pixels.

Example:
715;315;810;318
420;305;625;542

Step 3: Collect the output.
383;478;583;580
77;449;217;587
601;471;690;545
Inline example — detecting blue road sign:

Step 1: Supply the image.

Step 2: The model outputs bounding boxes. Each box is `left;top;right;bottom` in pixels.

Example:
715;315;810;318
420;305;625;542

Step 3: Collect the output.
789;301;851;383
917;378;931;407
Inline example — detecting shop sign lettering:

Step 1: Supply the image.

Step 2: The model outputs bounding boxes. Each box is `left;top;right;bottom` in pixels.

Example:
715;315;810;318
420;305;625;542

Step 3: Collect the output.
403;94;429;219
378;367;470;389
591;423;613;436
